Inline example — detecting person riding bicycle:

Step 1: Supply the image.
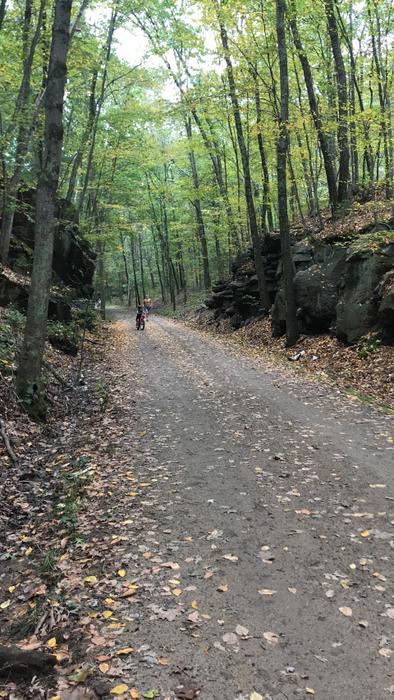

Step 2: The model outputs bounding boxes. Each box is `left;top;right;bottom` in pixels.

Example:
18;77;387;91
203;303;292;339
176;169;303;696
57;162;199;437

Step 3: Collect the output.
143;295;152;319
136;304;143;326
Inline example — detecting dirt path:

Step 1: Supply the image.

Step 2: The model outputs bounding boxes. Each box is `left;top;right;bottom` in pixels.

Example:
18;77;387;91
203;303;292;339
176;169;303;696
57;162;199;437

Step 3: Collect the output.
3;310;393;700
84;310;393;700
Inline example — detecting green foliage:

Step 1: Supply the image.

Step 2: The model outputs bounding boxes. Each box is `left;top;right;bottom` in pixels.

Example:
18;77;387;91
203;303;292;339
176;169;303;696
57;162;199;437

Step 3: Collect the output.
0;306;25;372
357;334;382;359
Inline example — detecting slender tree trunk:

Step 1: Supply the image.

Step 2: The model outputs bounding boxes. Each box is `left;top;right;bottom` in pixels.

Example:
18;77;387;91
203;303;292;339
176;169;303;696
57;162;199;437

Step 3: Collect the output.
138;230;146;298
129;236;140;306
78;8;117;215
252;69;273;233
289;4;338;210
185;117;211;290
0;0;7;29
66;69;97;202
16;0;73;406
96;238;106;319
120;232;131;306
276;0;299;346
215;2;270;311
324;0;350;202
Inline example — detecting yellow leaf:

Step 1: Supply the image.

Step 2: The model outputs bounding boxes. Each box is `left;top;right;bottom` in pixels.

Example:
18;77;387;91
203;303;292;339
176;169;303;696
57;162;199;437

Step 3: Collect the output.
191;600;198;609
118;569;126;577
111;684;129;695
0;600;11;609
306;689;315;695
117;647;134;655
8;586;16;593
47;637;57;648
130;690;140;699
105;597;115;606
184;536;193;541
25;547;33;556
84;576;97;584
103;610;113;619
172;588;182;597
360;530;370;538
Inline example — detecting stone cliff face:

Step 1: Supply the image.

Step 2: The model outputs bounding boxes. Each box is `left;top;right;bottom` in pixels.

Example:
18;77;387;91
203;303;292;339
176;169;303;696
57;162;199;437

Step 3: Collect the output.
6;189;96;298
0;190;96;321
209;229;394;344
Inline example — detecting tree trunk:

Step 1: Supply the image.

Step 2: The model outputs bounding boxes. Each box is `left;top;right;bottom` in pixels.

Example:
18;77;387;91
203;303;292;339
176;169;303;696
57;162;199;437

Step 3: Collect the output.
138;230;146;298
324;0;350;203
289;3;338;210
185;117;211;290
16;0;72;408
130;236;141;306
252;69;273;233
215;3;270;311
276;0;299;346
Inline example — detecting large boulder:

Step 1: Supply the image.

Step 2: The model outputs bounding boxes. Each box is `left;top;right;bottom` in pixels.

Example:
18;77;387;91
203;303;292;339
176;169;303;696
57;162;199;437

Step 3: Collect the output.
294;246;347;332
0;267;71;321
336;239;394;343
377;269;394;343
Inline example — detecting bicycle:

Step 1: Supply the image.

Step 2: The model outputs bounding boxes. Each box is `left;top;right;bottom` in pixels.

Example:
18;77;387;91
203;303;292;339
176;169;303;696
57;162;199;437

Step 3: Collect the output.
136;313;145;331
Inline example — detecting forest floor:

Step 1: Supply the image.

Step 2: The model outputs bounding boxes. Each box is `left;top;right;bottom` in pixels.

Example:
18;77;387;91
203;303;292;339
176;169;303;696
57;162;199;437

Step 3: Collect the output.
182;310;394;412
1;310;394;700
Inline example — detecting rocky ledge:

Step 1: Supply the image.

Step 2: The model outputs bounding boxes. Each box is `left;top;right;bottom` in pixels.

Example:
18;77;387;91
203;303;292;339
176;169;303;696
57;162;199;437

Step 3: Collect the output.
208;224;394;345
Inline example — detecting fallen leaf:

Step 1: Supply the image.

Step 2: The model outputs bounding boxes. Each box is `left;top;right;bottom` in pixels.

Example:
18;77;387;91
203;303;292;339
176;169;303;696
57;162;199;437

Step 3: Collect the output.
250;694;264;700
116;647;134;655
117;569;126;577
130;691;140;699
305;689;315;695
258;589;276;596
288;587;297;594
379;648;393;658
360;530;370;538
263;631;279;645
191;600;198;609
339;607;352;617
217;583;228;592
110;684;129;695
0;600;11;609
235;624;249;638
99;662;109;673
223;632;238;645
47;637;57;648
162;562;180;570
103;610;113;619
84;576;97;584
222;554;238;562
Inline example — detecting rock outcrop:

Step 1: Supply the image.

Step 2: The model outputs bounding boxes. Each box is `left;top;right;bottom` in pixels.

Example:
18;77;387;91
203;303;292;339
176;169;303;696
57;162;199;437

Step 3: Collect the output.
8;190;95;298
209;228;394;345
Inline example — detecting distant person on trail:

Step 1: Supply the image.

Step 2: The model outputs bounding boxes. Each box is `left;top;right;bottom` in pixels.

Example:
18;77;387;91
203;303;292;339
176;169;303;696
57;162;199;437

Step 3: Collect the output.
143;295;152;319
136;304;143;325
